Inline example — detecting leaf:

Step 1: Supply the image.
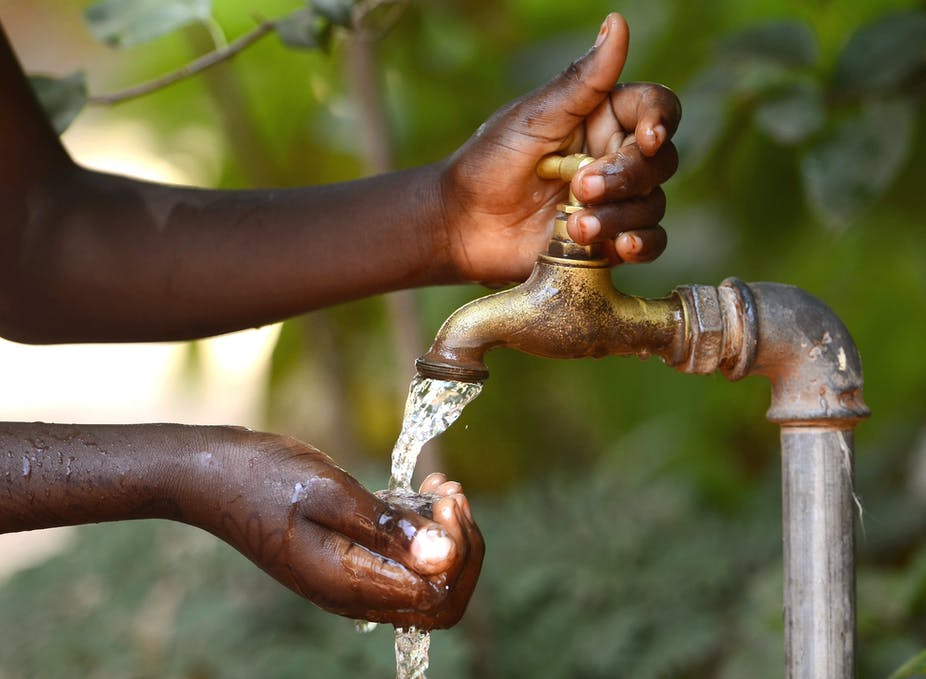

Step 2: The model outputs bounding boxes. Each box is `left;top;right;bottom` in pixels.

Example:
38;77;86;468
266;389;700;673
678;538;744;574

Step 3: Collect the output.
313;0;354;28
753;79;825;145
889;649;926;679
831;9;926;97
728;59;794;99
673;91;729;175
275;8;332;51
800;99;915;230
28;71;88;134
717;20;819;68
673;65;735;173
84;0;212;48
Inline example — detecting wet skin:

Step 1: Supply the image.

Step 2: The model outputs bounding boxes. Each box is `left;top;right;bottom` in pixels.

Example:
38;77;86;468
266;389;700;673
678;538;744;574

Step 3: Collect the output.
0;13;679;627
0;423;482;629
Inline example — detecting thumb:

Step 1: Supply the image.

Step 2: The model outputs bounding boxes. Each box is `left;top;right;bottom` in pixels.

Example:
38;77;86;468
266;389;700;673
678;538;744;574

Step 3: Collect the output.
510;13;629;145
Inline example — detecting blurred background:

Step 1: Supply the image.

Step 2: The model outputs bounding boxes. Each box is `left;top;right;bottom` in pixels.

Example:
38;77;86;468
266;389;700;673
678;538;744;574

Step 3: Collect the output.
0;0;924;677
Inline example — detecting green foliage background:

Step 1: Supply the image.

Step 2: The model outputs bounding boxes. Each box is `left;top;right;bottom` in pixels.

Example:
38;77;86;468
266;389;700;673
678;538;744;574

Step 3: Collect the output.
3;0;926;677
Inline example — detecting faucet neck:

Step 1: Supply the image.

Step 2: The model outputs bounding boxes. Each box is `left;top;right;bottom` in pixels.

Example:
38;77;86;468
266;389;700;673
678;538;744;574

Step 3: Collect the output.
545;204;608;263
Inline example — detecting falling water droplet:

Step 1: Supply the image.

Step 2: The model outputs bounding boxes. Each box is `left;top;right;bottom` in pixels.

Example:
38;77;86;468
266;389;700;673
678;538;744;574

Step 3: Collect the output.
384;376;483;679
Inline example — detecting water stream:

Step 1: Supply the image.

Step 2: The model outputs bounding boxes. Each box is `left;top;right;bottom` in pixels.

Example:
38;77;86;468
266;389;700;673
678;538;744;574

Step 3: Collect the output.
382;375;483;679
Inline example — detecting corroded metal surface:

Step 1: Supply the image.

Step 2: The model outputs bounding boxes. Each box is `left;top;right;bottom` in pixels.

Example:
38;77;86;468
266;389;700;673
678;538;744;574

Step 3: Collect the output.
417;152;869;679
416;256;686;382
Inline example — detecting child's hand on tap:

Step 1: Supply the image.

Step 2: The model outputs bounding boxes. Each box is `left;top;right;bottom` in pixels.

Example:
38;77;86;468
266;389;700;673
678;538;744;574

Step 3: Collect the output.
439;12;681;286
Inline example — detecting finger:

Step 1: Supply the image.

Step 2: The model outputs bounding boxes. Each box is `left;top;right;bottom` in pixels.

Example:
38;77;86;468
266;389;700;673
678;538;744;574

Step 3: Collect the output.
436;501;484;628
296;470;452;573
448;489;474;523
419;472;447;494
408;525;457;574
609;83;682;156
435;480;463;497
567;187;667;242
502;14;629;146
286;516;439;623
584;83;628;156
572;143;678;203
615;226;668;263
421;477;473;521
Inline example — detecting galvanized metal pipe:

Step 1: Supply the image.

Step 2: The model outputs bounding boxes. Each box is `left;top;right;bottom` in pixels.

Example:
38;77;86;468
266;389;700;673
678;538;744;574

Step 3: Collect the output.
680;279;868;679
781;426;857;679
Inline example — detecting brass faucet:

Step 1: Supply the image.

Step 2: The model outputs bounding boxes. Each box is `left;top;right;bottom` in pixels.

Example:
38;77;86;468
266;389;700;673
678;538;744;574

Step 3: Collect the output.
416;154;873;679
416;153;689;383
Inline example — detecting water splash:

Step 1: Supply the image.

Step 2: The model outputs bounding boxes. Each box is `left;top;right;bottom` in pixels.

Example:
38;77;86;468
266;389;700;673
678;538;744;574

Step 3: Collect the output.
394;626;431;679
389;375;483;491
380;376;483;679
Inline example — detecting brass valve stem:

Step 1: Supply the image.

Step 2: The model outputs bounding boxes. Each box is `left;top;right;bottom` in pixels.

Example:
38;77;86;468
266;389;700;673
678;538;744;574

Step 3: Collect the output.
536;153;604;262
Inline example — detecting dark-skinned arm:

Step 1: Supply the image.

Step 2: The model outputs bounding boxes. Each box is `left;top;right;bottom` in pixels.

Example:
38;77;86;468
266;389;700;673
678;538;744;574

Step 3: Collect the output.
0;422;483;629
0;14;680;344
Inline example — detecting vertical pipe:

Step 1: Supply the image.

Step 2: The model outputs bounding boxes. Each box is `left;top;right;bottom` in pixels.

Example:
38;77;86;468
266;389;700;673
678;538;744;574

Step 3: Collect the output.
781;426;856;679
679;281;868;678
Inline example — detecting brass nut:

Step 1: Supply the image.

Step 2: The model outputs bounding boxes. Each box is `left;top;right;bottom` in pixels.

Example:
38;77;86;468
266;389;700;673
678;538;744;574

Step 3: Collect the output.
679;285;724;374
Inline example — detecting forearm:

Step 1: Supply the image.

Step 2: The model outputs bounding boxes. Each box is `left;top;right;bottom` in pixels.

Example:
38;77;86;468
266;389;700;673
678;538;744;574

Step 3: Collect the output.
0;24;456;344
0;421;218;532
1;162;455;343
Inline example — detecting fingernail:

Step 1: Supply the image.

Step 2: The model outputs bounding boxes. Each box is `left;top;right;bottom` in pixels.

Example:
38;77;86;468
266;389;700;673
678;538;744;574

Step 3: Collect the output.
618;232;642;254
578;214;601;241
644;124;666;152
412;528;453;564
581;174;605;199
594;17;610;47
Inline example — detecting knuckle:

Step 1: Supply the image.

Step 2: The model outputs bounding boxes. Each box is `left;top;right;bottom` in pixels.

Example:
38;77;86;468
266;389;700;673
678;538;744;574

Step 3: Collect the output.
650;187;667;220
564;59;582;83
605;153;641;194
660;142;680;176
644;82;682;121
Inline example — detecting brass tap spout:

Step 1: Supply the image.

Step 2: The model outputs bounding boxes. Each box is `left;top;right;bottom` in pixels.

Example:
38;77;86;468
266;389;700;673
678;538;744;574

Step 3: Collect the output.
416;153;688;382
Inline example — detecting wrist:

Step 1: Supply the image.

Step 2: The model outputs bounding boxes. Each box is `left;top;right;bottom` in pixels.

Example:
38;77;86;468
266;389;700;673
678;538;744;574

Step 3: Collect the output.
399;159;462;286
161;424;257;531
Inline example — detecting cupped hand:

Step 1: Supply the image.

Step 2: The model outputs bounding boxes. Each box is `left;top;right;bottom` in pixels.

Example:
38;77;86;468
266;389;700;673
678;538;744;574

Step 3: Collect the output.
200;430;483;630
439;13;681;285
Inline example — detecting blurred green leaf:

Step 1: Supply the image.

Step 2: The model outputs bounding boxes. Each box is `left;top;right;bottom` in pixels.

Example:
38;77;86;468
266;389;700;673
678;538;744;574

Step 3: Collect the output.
275;8;333;51
313;0;354;28
729;59;795;99
831;10;926;97
890;649;926;679
800;98;915;229
753;79;825;145
28;71;88;134
674;65;734;173
717;20;819;68
84;0;212;48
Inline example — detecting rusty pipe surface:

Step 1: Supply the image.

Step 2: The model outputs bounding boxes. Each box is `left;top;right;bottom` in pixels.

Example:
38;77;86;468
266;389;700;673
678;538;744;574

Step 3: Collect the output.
415;255;687;382
746;282;867;679
680;279;868;679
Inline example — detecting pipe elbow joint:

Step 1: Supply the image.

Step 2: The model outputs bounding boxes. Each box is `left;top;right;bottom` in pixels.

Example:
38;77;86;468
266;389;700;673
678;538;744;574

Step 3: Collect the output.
680;279;870;426
746;282;870;425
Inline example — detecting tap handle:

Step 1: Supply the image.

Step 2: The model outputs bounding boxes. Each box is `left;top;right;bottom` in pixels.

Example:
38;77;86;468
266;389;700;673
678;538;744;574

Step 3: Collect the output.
536;153;595;182
536;153;607;262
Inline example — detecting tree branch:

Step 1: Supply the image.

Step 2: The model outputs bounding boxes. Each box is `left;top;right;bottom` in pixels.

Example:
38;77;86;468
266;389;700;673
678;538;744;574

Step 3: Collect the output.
87;20;276;107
